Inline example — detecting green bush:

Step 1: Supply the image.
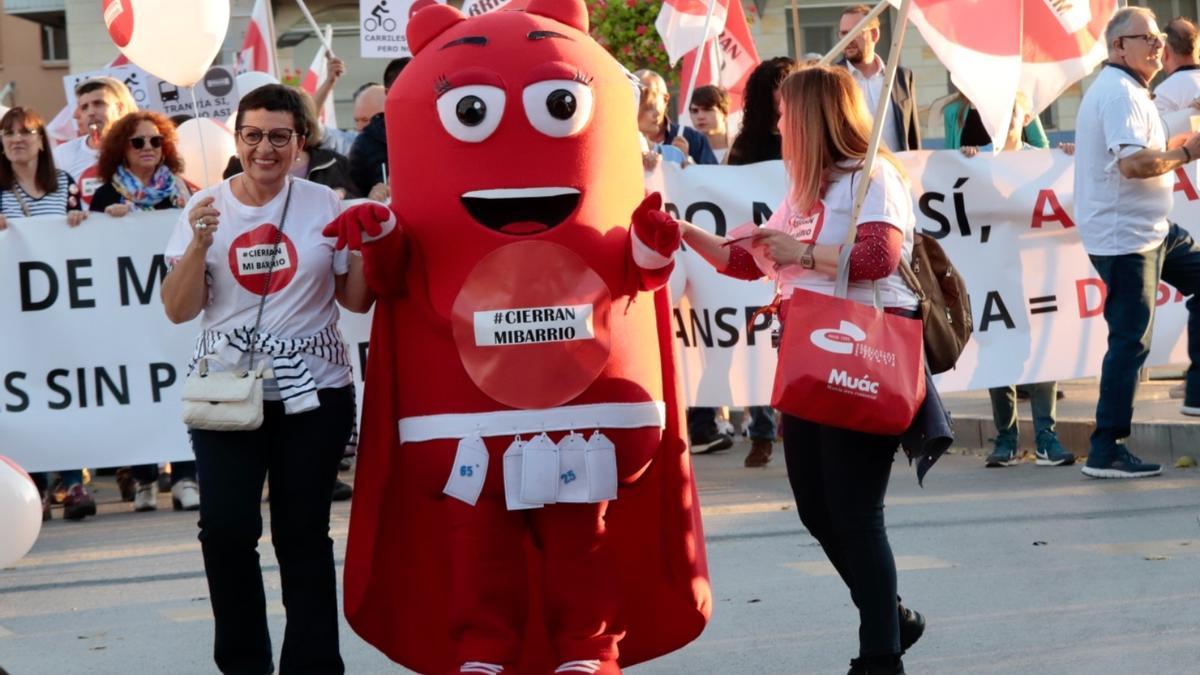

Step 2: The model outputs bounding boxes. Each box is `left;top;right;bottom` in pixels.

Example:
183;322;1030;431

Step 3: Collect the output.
588;0;676;86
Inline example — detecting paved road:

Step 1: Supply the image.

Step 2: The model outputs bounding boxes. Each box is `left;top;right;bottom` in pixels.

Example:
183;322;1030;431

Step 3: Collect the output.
2;442;1198;674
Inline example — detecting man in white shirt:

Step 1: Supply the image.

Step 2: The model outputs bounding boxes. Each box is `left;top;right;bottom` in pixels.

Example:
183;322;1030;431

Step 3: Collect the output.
52;77;137;208
1074;7;1200;479
836;4;920;152
1154;17;1200;115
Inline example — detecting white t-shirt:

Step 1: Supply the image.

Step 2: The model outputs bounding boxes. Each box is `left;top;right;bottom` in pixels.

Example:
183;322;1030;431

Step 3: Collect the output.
51;136;103;208
165;176;352;392
760;160;919;309
1154;67;1200;114
1073;65;1173;256
849;58;902;152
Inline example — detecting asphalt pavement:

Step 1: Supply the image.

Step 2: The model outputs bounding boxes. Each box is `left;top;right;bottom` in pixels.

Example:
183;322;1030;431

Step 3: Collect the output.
2;439;1198;675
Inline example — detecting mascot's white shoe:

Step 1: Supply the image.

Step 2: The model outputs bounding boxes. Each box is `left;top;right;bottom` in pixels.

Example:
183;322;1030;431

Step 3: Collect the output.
457;662;505;674
556;660;620;674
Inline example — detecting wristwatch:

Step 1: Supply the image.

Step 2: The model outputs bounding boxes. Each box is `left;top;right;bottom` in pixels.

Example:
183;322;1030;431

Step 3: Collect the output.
800;243;816;270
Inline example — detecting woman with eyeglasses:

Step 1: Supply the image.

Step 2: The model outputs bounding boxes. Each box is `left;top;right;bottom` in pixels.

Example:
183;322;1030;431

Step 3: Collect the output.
0;107;86;231
160;84;371;675
89;111;191;217
1;106;93;522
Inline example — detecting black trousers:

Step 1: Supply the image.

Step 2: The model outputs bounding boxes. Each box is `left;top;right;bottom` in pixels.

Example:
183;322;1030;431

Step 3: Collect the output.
191;386;353;675
782;414;901;658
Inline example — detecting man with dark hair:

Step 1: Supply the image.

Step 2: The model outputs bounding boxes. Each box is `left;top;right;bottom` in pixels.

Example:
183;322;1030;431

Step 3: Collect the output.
1155;16;1200;114
53;77;138;208
349;57;410;200
837;4;920;151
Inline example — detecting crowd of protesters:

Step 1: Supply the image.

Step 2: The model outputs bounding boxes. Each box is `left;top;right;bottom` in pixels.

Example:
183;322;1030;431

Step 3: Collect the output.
8;5;1200;674
1;54;408;520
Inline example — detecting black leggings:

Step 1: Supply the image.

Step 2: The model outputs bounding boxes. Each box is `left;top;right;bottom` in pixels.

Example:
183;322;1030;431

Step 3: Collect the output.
190;386;353;675
782;413;901;658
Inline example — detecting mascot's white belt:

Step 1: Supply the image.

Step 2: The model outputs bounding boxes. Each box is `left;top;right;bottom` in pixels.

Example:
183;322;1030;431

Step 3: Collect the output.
397;401;666;511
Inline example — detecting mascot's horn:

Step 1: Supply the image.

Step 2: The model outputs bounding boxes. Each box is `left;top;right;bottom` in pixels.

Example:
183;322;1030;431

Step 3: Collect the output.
526;0;589;33
407;4;466;56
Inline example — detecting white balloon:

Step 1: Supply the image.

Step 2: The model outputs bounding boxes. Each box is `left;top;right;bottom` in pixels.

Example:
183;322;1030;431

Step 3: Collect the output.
0;455;42;568
103;0;230;87
235;71;280;98
177;118;237;189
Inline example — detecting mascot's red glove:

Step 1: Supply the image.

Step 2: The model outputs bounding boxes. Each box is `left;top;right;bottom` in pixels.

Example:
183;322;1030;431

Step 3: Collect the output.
323;202;397;251
630;192;680;270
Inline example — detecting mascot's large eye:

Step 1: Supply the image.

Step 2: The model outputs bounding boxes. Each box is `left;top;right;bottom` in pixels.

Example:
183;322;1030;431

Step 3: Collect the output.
522;80;594;138
436;85;506;143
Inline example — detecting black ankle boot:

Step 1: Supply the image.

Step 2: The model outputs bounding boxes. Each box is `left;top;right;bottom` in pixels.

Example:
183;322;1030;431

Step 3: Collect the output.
848;654;905;675
899;603;925;653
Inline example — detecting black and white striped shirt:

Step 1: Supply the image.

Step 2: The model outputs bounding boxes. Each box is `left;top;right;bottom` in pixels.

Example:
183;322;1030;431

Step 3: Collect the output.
0;170;80;218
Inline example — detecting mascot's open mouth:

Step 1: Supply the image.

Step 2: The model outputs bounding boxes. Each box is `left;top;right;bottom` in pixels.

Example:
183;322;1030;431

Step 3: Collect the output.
461;187;581;235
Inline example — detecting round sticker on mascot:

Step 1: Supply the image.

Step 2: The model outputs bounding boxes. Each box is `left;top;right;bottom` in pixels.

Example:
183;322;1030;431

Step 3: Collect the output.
323;1;711;674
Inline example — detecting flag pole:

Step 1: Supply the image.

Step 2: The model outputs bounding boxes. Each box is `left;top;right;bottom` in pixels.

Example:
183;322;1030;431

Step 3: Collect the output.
682;0;718;119
818;0;890;66
294;0;336;57
790;0;801;59
265;0;281;79
848;0;911;228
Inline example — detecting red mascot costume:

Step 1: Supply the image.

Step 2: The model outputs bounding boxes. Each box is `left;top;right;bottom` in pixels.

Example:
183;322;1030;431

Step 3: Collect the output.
328;1;710;673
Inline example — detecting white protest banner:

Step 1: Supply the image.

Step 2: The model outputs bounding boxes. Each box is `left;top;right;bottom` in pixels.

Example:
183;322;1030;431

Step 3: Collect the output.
658;151;1200;405
360;0;446;58
64;65;240;121
0;213;371;474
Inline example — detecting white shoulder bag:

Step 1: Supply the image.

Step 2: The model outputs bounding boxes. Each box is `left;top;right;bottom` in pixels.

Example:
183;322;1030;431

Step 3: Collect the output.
181;180;293;431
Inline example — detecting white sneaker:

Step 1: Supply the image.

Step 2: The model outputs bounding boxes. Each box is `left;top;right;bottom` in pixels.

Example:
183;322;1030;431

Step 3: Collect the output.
1181;404;1200;416
171;479;201;511
133;481;158;512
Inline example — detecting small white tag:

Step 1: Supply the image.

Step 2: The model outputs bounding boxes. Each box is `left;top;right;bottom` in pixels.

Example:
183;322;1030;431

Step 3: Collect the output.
520;433;560;504
585;431;618;502
556;432;590;503
443;435;489;506
473;304;596;347
503;438;541;511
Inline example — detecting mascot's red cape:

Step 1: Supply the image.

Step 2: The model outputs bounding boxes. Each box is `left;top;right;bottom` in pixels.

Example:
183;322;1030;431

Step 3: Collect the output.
338;1;710;672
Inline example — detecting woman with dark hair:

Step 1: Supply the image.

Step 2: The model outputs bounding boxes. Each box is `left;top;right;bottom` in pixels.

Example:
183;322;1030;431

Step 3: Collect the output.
726;56;796;166
90;110;191;216
680;66;928;675
0;107;85;227
1;106;94;521
161;84;370;674
223;89;356;199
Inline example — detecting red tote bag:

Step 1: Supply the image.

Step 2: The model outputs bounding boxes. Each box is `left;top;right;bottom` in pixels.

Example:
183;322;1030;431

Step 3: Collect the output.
770;288;926;436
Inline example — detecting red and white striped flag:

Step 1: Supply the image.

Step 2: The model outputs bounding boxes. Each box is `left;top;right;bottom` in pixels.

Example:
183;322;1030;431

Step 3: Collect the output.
238;0;278;77
679;0;759;133
301;25;339;128
656;0;729;65
899;0;1117;146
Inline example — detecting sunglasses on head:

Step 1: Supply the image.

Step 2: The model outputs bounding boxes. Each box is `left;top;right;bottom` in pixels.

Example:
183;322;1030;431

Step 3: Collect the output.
130;135;163;150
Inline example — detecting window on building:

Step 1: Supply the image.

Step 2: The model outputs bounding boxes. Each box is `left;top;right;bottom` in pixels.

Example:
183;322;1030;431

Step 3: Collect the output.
41;21;68;63
784;5;892;63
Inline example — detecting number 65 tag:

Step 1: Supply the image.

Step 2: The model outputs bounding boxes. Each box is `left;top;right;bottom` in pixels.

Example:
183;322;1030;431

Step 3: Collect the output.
443;434;489;506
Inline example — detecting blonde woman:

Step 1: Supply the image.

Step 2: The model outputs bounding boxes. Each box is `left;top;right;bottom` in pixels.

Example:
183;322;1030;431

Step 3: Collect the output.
679;66;925;675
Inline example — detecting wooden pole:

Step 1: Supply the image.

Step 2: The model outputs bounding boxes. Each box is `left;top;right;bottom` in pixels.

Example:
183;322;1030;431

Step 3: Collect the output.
682;0;719;117
789;0;802;59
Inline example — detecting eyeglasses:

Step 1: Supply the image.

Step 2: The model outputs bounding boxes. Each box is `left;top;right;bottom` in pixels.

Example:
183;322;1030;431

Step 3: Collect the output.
129;135;163;150
236;126;300;148
0;128;38;140
1118;33;1166;46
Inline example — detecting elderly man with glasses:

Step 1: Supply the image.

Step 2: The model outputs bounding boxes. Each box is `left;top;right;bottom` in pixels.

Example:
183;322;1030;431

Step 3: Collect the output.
1073;7;1200;479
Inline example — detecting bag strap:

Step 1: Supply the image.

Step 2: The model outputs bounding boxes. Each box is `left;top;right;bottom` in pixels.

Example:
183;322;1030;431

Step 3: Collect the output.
10;183;33;218
246;178;294;371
